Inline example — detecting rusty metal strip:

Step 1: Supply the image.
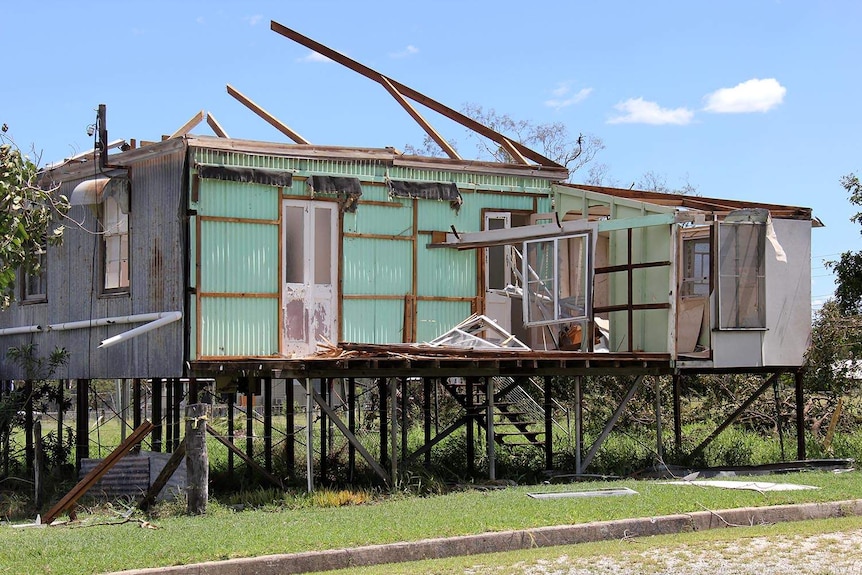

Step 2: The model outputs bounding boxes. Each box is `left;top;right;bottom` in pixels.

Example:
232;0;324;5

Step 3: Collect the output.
43;421;155;524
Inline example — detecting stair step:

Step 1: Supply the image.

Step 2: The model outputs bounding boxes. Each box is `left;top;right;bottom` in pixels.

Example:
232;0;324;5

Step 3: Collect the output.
503;441;545;446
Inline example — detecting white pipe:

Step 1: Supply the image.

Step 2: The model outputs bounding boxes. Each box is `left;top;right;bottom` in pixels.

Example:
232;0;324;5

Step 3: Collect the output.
0;312;182;343
98;312;183;348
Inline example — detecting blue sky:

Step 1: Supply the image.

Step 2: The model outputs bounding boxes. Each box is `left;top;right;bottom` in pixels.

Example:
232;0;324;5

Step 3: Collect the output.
2;1;859;310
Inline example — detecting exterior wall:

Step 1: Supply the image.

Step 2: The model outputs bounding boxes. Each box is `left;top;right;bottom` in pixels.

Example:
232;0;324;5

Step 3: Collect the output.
711;217;811;369
189;146;556;357
0;147;186;379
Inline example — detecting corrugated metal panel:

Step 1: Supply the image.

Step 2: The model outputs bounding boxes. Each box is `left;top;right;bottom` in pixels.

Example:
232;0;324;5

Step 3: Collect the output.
416;238;476;297
416;300;473;342
199;221;278;293
200;297;278;356
343;201;413;236
197;179;279;220
342;237;412;296
342;299;405;343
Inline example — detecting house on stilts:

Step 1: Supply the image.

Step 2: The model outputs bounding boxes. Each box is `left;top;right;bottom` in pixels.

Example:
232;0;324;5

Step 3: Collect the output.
0;21;819;489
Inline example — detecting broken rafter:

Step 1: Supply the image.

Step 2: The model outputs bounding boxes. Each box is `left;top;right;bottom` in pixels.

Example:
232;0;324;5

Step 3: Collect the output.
169;110;206;139
270;20;562;169
380;76;460;160
226;84;310;145
205;111;230;138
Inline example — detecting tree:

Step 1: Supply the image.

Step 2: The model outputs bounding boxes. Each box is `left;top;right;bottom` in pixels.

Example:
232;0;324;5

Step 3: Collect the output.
828;173;862;316
0;126;69;308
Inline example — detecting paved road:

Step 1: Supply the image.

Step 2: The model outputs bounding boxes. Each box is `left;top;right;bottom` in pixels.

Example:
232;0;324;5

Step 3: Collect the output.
462;528;862;575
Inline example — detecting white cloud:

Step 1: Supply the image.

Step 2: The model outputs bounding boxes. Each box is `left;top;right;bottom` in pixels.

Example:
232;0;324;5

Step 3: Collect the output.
296;51;332;64
389;45;419;59
544;84;593;110
244;14;263;26
608;98;694;125
703;78;786;113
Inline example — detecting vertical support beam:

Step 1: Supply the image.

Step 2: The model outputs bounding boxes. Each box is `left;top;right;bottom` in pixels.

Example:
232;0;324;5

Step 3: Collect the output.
119;379;128;444
672;373;682;450
796;369;806;460
320;379;328;484
423;378;432;468
56;380;66;467
245;381;254;478
75;379;90;470
466;377;475;476
24;379;34;474
400;378;408;462
227;391;235;476
189;377;199;405
172;378;182;452
574;376;582;474
186;403;208;515
165;378;173;453
544;376;553;470
655;376;663;462
34;419;43;509
133;379;142;431
627;228;634;353
264;377;273;473
285;379;295;479
486;377;495;480
151;378;162;453
379;378;388;470
348;378;356;482
390;377;398;485
305;378;313;493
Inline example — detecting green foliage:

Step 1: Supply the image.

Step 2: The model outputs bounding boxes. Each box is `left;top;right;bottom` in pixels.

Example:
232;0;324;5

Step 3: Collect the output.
806;300;862;393
828;172;862;315
0;131;70;308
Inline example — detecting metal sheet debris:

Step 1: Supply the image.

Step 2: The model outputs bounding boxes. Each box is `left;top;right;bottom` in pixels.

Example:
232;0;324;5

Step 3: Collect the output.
659;480;818;492
527;487;638;499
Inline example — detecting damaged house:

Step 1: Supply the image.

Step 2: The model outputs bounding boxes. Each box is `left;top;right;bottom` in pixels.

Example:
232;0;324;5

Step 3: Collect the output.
0;22;818;487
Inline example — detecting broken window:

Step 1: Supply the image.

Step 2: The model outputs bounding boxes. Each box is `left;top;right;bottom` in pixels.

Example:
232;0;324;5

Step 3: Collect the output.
681;236;710;297
718;221;765;328
523;234;590;326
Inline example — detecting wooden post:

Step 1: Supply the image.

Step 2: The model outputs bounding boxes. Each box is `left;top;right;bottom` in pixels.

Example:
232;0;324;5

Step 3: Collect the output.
245;383;254;480
320;379;328;484
400;377;408;462
75;379;90;471
165;378;173;452
227;391;235;476
34;419;43;509
56;380;65;467
132;379;142;431
185;403;208;515
423;378;432;468
379;378;388;469
544;376;553;471
189;378;199;405
487;377;495;480
305;379;313;493
348;377;356;482
466;377;475;475
672;373;682;451
172;379;182;452
796;369;806;460
24;380;34;474
264;377;272;473
285;379;294;479
655;376;663;462
389;377;398;485
574;376;582;474
152;378;163;453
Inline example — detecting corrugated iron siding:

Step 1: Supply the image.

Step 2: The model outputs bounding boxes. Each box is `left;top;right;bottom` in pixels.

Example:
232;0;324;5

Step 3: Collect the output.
0;147;187;379
200;297;278;356
199;221;278;293
190;147;557;351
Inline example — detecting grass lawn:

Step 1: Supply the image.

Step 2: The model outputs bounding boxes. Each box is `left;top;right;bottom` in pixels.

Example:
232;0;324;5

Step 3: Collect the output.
1;470;861;575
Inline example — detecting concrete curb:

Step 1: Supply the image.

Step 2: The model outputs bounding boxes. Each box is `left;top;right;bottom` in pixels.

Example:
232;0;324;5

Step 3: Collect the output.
114;499;862;575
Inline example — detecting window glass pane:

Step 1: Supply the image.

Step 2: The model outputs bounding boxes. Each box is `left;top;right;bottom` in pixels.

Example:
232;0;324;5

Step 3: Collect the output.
284;206;305;284
718;223;765;328
314;207;332;285
559;236;587;319
102;196;129;291
525;240;555;324
487;217;507;290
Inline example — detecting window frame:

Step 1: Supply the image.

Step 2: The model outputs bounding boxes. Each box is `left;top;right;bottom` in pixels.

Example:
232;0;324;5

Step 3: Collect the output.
20;245;48;304
100;194;130;294
717;221;766;330
522;232;591;327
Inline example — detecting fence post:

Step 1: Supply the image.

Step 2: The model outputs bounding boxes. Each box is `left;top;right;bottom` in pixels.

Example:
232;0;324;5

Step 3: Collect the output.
185;403;209;515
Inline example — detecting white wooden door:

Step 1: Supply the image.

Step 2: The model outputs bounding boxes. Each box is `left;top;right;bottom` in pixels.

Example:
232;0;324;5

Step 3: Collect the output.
282;200;338;357
484;212;512;332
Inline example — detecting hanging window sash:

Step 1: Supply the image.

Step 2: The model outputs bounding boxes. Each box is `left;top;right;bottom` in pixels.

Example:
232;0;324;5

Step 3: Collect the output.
523;233;591;327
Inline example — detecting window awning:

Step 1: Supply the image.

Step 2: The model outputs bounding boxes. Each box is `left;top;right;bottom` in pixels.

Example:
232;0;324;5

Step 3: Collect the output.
69;177;130;213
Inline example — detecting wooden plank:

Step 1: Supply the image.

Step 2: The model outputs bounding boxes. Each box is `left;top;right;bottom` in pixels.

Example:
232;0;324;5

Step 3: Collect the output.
205;112;230;138
226;84;310;144
169;110;205;139
43;421;154;524
138;439;186;511
380;76;460;160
